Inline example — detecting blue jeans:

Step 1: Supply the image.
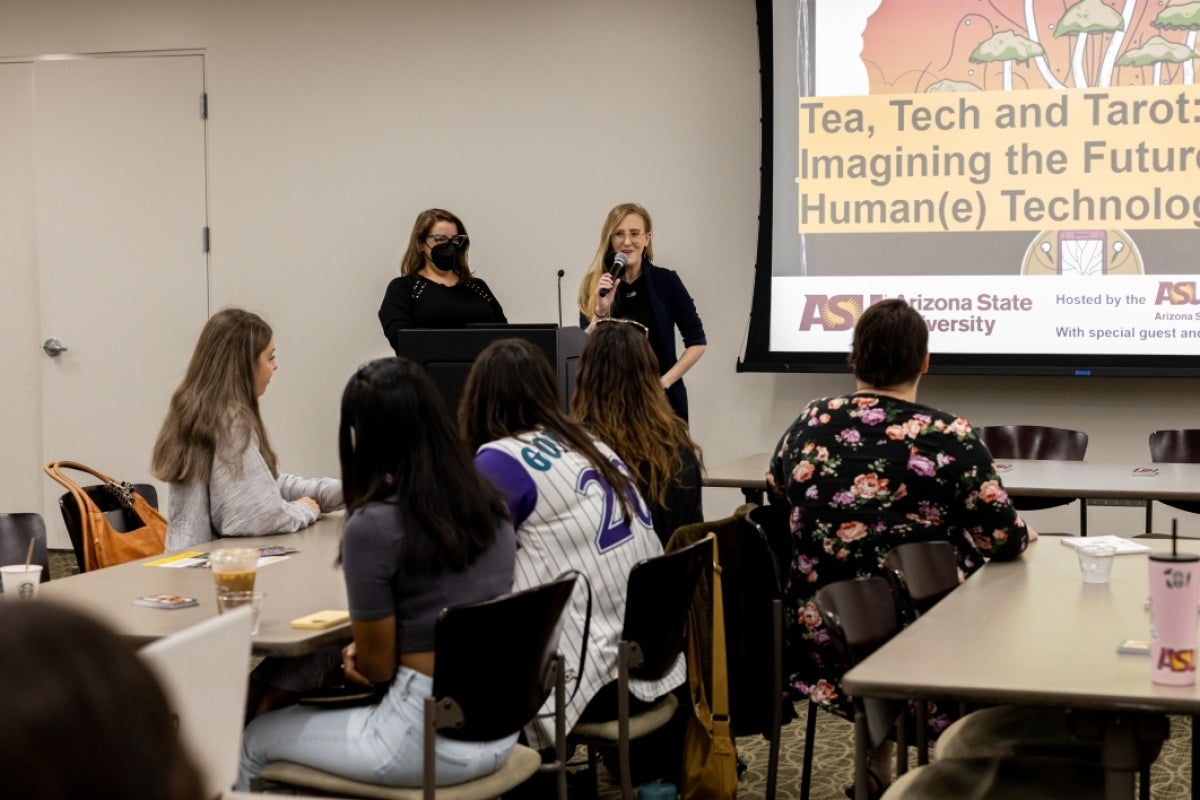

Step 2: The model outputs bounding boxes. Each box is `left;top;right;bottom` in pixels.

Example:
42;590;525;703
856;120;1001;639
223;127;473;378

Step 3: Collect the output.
237;666;517;790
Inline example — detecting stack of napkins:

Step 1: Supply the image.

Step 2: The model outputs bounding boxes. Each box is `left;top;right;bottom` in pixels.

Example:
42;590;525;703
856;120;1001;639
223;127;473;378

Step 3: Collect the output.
1059;535;1152;555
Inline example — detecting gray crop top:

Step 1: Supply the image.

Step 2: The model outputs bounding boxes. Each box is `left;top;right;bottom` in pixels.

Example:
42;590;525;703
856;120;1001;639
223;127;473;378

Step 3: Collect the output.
341;499;515;652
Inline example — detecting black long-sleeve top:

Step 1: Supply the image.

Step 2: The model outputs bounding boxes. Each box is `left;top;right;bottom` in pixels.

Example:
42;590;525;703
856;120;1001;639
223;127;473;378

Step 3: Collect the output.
378;274;506;350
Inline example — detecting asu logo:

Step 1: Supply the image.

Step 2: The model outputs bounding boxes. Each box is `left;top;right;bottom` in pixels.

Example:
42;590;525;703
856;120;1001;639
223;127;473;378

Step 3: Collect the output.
1158;647;1195;673
1154;282;1200;306
799;295;868;332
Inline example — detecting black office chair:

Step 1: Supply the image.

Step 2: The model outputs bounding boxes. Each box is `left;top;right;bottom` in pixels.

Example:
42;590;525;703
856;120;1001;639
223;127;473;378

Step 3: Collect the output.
0;513;51;586
1147;429;1200;534
569;537;711;800
881;541;959;625
255;574;576;800
975;425;1089;535
733;504;792;800
813;577;912;800
57;483;159;574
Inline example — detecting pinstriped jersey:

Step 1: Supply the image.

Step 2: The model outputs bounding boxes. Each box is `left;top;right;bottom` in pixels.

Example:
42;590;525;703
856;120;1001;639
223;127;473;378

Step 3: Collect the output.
475;427;686;748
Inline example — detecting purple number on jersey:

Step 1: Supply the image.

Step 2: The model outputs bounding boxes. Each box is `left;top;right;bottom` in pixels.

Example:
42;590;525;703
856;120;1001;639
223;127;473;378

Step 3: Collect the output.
576;466;636;553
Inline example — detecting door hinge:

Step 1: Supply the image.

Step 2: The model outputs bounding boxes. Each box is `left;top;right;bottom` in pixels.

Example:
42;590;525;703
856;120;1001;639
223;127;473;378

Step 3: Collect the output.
203;227;211;253
201;92;208;120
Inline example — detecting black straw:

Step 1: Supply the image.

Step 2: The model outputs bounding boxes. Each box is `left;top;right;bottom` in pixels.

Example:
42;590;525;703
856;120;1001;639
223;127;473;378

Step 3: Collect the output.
1173;519;1179;557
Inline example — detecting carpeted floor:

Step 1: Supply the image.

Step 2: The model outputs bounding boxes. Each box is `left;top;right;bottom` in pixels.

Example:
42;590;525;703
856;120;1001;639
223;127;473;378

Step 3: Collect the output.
48;550;1195;798
731;710;1192;800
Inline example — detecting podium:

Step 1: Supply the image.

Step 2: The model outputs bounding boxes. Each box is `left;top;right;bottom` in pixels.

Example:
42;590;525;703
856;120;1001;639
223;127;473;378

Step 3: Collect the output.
390;325;587;414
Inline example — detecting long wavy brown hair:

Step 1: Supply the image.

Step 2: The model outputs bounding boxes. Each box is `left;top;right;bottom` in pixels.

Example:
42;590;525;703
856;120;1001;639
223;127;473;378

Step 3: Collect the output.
399;208;472;279
151;308;278;483
572;319;703;507
576;202;655;321
459;338;636;522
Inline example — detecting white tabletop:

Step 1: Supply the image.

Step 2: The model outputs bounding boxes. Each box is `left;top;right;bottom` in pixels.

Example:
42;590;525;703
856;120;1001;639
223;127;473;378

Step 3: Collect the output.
844;538;1200;713
704;454;1200;503
36;515;349;656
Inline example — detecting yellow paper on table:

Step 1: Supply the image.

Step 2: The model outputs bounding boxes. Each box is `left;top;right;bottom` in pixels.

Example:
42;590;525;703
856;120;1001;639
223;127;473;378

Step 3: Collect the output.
290;610;351;630
144;551;205;567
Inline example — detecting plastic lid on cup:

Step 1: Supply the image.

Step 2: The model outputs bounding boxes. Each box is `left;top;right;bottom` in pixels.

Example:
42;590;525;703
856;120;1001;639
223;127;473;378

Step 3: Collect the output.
1149;551;1200;562
1150;519;1200;562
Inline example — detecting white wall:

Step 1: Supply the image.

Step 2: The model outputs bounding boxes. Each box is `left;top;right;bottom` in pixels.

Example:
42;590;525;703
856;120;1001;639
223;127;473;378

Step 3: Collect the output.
2;0;1196;536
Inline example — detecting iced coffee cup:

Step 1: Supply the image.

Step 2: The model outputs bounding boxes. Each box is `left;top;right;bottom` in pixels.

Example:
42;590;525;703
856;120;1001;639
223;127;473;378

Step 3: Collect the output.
1149;550;1200;685
209;547;258;612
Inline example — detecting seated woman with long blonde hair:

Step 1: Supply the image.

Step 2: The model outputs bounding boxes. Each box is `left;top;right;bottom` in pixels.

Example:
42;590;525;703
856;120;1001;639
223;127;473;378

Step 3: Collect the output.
571;318;704;544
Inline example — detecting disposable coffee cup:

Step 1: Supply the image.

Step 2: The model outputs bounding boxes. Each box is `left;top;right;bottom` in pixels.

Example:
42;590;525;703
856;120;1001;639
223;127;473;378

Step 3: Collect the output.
1077;543;1116;584
0;564;43;599
1149;551;1200;685
209;547;258;611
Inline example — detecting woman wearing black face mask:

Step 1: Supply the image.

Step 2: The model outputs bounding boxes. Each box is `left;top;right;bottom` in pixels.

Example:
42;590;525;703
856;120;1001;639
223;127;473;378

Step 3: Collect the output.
378;208;506;350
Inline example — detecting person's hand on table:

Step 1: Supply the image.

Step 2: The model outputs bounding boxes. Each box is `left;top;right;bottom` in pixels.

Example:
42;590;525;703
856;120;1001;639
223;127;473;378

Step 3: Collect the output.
298;496;321;517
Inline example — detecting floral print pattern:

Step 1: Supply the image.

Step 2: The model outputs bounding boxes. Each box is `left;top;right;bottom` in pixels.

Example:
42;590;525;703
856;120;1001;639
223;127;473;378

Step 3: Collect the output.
767;393;1028;722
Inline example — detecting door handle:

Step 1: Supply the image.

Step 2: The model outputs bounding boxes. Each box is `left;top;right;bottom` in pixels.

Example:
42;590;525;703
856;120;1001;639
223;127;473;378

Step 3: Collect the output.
43;338;69;357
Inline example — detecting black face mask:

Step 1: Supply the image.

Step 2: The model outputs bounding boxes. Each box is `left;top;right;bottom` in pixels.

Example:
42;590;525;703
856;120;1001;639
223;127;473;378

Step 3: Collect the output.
429;242;459;272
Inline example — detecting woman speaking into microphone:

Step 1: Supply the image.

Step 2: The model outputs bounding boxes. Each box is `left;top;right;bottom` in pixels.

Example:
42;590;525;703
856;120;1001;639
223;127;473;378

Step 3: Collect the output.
577;203;706;421
378;208;506;351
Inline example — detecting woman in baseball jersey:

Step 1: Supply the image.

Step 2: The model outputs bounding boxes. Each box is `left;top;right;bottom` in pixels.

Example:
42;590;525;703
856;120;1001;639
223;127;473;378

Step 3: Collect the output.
460;338;686;783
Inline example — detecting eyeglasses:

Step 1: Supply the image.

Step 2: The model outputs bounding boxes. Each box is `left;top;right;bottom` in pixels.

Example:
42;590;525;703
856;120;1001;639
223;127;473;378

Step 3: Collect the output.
425;234;469;247
610;230;647;244
594;317;649;336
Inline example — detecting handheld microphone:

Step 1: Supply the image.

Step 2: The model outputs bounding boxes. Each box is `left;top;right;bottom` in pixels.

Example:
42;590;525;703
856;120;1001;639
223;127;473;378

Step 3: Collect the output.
599;252;628;299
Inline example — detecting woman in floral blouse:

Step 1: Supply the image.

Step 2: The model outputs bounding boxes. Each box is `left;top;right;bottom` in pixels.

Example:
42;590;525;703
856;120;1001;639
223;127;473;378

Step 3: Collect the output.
767;299;1035;793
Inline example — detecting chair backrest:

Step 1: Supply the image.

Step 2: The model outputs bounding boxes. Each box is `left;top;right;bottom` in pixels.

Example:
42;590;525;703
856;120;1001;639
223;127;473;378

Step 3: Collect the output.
813;576;907;747
881;540;960;622
622;537;712;681
57;483;159;573
431;574;577;742
140;606;254;799
975;425;1088;461
726;504;792;738
1149;429;1200;464
0;513;51;584
743;503;790;593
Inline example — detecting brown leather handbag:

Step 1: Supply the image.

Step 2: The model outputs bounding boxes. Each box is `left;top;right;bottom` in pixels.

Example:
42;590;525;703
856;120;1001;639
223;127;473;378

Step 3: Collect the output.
681;532;739;799
45;461;167;570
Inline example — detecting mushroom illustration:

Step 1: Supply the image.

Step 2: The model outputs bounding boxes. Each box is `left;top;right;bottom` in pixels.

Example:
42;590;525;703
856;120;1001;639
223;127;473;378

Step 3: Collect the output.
1117;34;1197;85
1054;0;1126;88
969;30;1045;91
1153;1;1200;83
925;78;981;92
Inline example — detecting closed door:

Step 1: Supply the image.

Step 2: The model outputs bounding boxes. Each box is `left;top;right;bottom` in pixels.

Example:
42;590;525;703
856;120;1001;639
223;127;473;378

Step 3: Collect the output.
32;55;209;548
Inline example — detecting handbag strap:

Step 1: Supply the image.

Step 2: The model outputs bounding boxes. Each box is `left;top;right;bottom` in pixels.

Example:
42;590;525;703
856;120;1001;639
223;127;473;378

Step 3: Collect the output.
44;461;110;522
707;532;730;719
44;460;122;492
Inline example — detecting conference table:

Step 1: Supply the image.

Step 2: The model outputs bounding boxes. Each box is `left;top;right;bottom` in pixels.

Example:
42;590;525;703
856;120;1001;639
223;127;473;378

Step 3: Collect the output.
704;453;1200;506
707;454;1200;796
843;538;1199;800
36;514;349;656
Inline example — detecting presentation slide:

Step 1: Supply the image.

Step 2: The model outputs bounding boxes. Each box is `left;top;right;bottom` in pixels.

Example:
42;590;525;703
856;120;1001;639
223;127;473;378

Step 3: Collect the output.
767;0;1200;369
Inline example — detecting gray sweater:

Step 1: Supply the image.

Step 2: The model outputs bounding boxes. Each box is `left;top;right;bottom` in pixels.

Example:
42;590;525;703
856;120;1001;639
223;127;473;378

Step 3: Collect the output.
164;421;343;552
